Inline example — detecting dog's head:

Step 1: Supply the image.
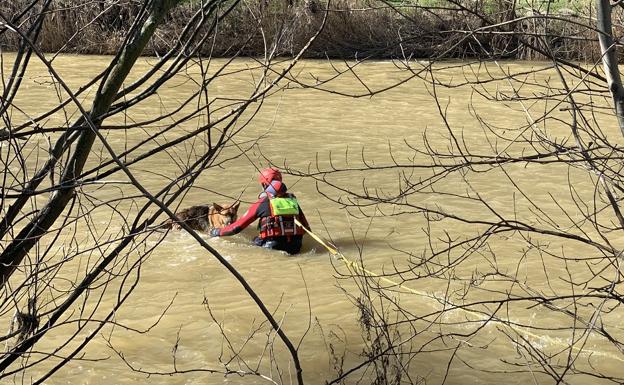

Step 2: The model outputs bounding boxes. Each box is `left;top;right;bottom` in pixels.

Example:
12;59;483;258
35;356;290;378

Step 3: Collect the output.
210;202;240;228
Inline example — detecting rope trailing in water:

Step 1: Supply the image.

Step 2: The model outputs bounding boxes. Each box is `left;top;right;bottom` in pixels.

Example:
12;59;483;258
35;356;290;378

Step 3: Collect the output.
295;219;624;363
295;219;421;294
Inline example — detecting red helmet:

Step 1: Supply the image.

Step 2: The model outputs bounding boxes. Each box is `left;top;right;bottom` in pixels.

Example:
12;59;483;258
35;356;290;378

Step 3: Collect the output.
258;168;282;185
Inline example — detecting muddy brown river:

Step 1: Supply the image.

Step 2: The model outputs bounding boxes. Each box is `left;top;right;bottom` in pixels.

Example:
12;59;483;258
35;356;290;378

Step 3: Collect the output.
1;55;623;385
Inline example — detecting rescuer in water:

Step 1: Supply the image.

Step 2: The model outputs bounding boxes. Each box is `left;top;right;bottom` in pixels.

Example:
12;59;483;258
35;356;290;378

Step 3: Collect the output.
210;168;310;254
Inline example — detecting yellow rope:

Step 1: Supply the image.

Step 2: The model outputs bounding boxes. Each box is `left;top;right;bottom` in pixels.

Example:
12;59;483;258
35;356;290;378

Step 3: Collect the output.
295;219;624;363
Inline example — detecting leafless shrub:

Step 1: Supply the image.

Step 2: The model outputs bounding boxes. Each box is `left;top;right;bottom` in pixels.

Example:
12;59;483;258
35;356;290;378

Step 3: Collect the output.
277;2;624;384
1;1;617;60
0;0;328;383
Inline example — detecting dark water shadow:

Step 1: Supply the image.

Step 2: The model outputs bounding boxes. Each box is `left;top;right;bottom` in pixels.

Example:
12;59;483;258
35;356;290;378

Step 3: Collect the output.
223;228;389;257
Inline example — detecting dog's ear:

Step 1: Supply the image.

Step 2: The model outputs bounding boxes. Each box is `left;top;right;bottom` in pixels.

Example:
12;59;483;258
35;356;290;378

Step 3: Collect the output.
212;203;223;211
232;202;240;212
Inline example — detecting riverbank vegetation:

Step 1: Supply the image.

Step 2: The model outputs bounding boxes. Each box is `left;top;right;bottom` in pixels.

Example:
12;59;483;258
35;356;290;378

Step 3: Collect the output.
0;0;615;61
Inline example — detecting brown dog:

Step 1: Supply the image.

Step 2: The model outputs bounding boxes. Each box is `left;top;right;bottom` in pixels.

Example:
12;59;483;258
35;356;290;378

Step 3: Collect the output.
166;203;239;232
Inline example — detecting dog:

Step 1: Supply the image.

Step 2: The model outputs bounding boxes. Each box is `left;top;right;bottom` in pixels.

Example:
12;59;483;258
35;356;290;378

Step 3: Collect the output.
166;202;239;232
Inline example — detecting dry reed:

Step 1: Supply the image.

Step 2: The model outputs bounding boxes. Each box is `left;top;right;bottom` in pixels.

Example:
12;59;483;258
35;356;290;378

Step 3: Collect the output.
0;0;614;61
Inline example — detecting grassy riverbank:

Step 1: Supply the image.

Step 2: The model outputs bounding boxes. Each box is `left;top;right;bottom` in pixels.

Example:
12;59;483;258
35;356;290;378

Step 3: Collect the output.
0;0;612;61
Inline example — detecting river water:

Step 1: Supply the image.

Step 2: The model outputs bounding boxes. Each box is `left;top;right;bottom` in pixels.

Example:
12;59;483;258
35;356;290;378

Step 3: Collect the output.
2;55;623;385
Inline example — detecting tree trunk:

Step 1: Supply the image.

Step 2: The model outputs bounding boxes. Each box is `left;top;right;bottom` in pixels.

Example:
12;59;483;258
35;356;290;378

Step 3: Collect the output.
596;0;624;137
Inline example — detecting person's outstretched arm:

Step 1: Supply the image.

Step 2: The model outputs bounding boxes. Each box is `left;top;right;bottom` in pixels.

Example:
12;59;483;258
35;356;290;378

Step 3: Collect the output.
213;199;263;236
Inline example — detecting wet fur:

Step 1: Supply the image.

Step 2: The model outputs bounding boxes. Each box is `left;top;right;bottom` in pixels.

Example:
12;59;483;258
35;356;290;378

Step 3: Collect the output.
167;203;239;232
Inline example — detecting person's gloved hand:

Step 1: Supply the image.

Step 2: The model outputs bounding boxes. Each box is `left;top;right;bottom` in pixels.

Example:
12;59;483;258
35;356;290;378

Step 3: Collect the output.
209;228;220;237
